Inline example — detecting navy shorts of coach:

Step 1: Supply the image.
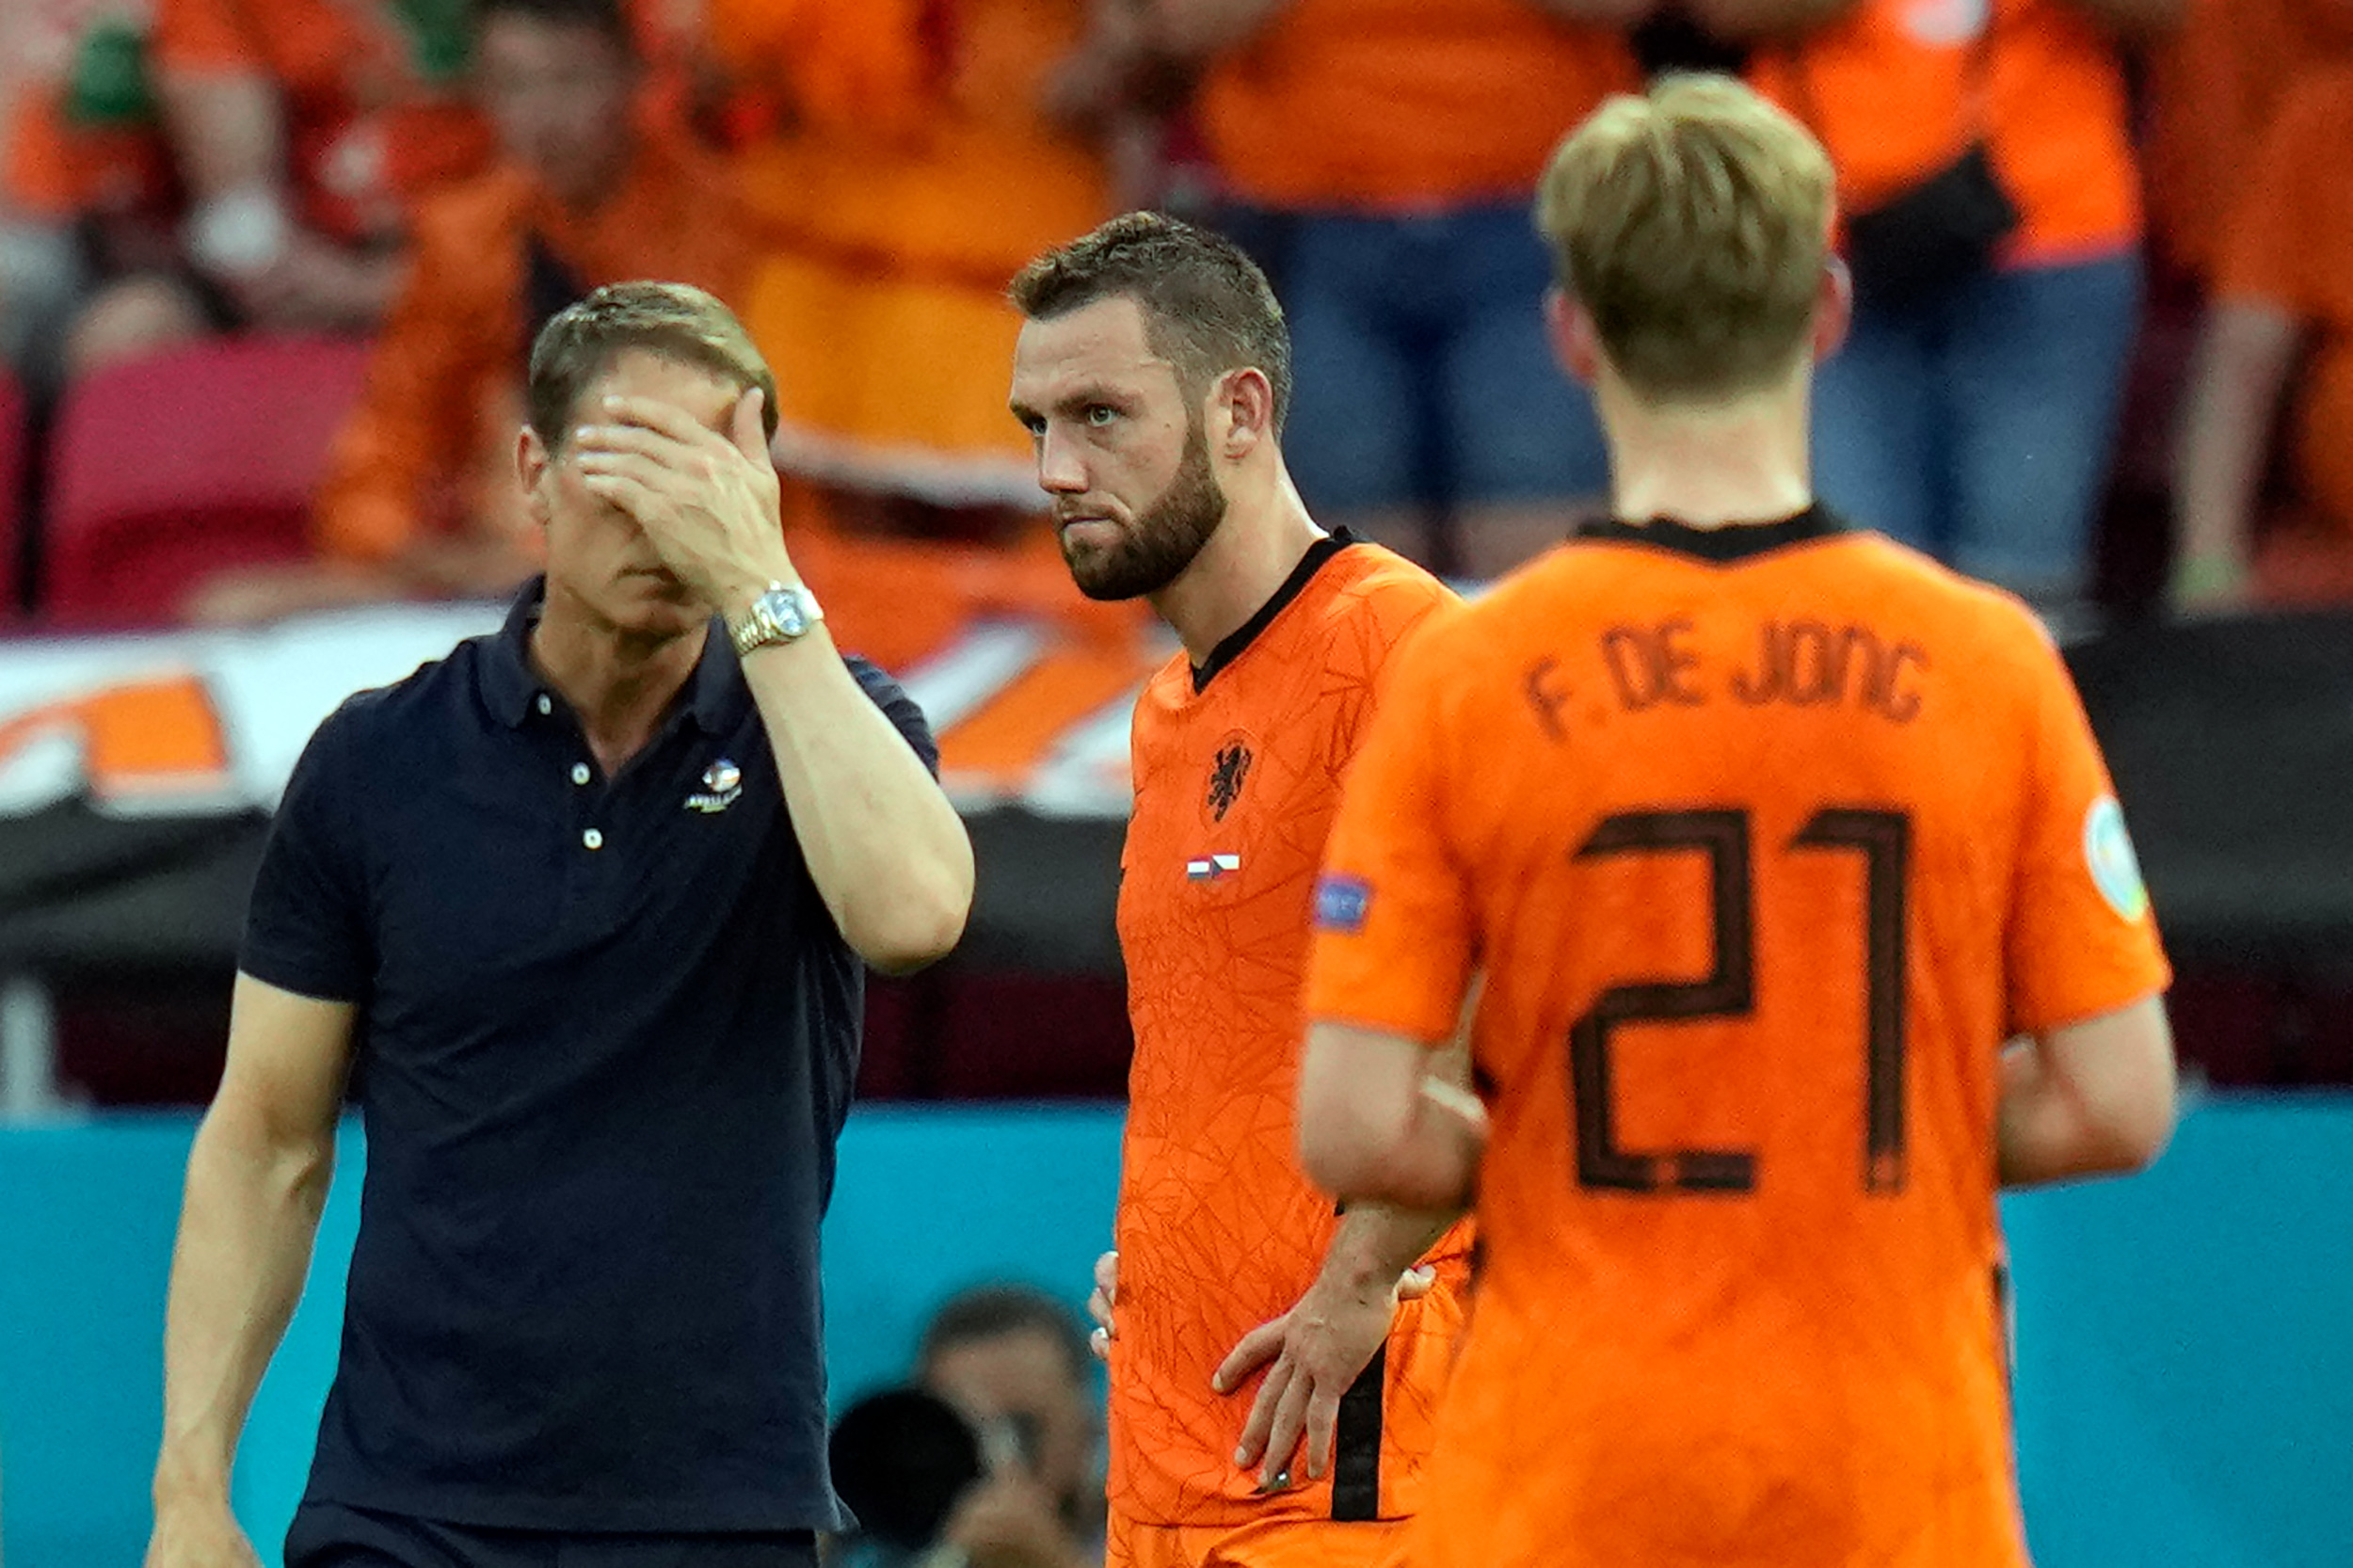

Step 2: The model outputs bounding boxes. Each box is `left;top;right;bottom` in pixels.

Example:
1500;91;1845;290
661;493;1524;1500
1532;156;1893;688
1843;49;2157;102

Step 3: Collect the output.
242;579;938;1566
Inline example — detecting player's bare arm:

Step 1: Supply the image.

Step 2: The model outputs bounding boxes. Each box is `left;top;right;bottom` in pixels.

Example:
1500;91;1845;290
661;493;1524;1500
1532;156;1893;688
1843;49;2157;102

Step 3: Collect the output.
1211;1196;1452;1493
1997;995;2178;1187
148;976;357;1568
1210;1026;1479;1493
1299;1022;1489;1214
574;391;974;973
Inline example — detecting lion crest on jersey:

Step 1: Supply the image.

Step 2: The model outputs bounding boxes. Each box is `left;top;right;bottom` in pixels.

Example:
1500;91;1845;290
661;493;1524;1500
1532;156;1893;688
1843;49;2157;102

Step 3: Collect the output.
1206;737;1254;823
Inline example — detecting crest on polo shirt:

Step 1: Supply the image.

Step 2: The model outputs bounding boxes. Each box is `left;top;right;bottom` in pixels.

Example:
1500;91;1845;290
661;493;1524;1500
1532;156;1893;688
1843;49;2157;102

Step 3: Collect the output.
686;758;743;814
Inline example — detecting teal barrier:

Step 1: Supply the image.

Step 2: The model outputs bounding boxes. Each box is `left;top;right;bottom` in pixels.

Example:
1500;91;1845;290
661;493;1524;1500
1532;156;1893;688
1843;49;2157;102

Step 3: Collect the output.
2007;1096;2353;1568
0;1106;1122;1566
2;1099;2345;1566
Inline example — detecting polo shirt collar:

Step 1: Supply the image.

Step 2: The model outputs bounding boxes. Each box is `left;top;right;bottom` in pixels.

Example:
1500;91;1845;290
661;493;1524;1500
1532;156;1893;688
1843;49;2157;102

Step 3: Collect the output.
478;582;545;728
478;576;748;734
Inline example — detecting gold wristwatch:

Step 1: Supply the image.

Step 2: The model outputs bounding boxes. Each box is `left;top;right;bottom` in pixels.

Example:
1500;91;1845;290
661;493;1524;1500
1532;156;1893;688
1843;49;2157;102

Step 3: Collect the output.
729;581;824;656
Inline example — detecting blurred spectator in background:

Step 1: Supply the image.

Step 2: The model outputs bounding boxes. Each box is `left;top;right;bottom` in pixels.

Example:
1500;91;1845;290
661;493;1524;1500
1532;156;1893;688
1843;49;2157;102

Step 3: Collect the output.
827;1385;987;1567
825;1287;1104;1568
184;0;758;624
58;0;728;384
2172;66;2353;609
64;0;496;376
712;0;1111;514
918;1286;1105;1568
2145;0;2353;286
1150;0;1640;578
1707;0;2177;621
0;0;171;392
680;0;1152;675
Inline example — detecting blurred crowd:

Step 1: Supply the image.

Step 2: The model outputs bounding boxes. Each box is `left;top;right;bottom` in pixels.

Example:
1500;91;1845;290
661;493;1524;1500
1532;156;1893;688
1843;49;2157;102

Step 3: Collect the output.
0;0;2347;646
829;1285;1105;1568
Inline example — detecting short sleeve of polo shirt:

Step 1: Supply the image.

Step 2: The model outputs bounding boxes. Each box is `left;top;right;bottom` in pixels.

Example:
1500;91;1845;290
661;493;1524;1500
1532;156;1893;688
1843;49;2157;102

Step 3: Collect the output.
844;654;939;777
2004;632;2171;1035
1305;624;1476;1045
242;700;376;1002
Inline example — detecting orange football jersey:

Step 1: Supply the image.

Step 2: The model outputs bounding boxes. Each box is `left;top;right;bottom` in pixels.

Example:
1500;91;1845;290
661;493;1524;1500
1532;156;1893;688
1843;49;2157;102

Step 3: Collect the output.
1111;535;1469;1528
1306;511;2171;1567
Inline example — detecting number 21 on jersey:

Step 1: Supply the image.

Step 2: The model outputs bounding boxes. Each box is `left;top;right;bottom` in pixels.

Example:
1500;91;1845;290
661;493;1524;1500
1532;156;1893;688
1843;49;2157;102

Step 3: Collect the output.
1569;807;1911;1197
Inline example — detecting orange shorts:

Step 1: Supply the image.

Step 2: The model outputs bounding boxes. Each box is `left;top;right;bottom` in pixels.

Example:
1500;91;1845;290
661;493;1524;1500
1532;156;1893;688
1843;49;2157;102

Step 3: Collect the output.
1108;1512;1411;1568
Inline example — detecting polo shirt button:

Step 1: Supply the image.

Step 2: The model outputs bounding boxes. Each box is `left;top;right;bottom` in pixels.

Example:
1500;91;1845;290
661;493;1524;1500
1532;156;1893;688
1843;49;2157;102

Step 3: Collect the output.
536;695;553;716
582;828;604;851
571;763;591;786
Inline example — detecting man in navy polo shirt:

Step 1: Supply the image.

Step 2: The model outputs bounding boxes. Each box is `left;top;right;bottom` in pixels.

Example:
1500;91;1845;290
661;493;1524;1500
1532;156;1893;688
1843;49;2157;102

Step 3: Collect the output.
143;281;975;1568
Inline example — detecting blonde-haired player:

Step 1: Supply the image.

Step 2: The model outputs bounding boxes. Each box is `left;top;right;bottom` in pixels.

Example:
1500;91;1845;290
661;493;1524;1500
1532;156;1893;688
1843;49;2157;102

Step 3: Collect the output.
1297;75;2178;1568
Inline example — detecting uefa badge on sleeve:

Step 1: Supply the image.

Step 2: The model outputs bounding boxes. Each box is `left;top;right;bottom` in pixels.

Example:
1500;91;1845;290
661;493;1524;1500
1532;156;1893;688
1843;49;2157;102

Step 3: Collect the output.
1315;874;1372;934
2083;795;2150;922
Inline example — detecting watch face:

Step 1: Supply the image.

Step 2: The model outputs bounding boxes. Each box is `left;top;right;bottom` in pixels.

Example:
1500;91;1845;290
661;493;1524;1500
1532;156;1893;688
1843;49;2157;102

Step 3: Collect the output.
739;587;818;650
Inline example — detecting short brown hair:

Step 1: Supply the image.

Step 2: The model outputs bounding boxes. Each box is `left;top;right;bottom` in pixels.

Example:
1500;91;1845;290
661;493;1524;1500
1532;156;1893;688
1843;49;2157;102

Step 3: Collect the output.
527;280;779;448
919;1285;1090;1384
1009;212;1292;433
1536;74;1834;402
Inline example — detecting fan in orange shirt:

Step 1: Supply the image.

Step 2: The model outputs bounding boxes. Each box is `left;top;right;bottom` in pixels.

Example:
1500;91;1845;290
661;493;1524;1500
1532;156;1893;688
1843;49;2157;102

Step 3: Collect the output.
1157;0;1640;581
1298;78;2179;1568
60;0;723;379
1006;213;1471;1568
2173;65;2353;610
1706;0;2176;616
180;0;757;627
2145;0;2353;285
50;0;494;374
712;0;1112;508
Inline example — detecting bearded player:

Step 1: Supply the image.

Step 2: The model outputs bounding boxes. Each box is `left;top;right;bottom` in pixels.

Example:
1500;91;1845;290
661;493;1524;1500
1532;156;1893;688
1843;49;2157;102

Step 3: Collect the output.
1006;213;1469;1568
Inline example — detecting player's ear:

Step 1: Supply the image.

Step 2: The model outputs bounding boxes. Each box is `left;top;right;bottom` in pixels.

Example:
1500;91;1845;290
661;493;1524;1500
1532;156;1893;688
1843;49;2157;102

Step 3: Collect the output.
1217;367;1275;458
1813;259;1853;363
1545;288;1601;388
518;424;555;527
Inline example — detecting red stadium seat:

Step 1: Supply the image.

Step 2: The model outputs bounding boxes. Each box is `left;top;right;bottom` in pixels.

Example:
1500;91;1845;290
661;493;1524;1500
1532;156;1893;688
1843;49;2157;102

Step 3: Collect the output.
44;335;369;625
0;362;26;616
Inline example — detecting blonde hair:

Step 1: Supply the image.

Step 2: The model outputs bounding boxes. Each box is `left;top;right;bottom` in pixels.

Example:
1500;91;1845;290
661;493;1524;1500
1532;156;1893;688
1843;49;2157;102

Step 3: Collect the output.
1536;74;1834;403
528;281;779;451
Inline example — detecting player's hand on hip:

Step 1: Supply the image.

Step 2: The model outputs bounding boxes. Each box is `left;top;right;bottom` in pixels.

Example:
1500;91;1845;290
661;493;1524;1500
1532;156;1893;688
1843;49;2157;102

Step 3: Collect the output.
1086;1249;1117;1361
144;1498;264;1568
573;388;796;614
1213;1267;1414;1493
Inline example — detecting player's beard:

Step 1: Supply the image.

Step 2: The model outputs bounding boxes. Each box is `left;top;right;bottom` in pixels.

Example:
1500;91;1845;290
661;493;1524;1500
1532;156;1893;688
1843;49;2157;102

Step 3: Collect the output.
1059;414;1228;601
